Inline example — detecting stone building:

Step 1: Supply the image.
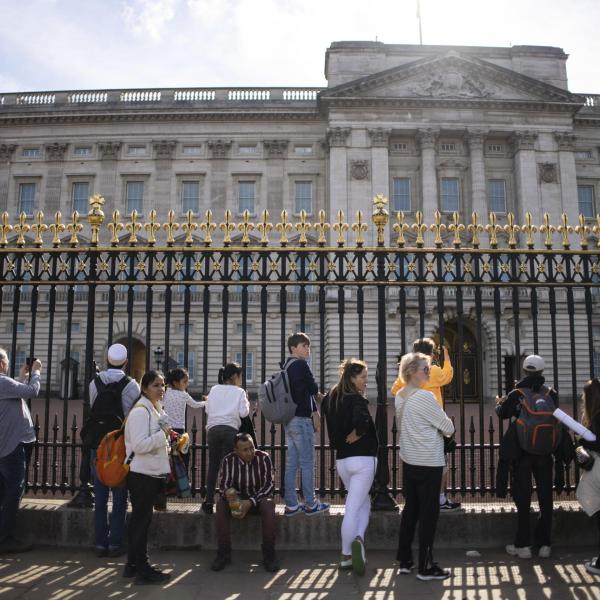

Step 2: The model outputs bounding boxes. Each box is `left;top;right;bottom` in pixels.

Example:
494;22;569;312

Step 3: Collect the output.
0;41;599;407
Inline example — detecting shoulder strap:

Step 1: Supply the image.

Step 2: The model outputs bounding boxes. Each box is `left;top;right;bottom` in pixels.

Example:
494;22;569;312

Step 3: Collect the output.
127;403;153;436
94;376;106;392
283;358;298;372
115;375;131;394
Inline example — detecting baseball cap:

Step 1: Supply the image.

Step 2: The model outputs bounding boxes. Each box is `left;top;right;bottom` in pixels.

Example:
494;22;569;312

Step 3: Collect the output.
107;343;127;366
523;354;544;373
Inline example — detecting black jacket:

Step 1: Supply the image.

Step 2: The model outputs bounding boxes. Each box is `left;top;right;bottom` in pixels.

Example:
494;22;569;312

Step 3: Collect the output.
495;374;559;420
283;357;319;418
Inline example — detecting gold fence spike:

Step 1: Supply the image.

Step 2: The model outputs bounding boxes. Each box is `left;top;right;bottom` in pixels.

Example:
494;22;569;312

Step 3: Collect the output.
144;210;160;246
126;210;141;245
539;213;555;249
392;211;409;247
88;194;105;247
220;210;235;246
557;213;573;250
314;210;330;246
200;209;216;246
14;212;30;247
275;210;293;246
163;210;180;246
468;212;483;248
486;212;501;248
0;212;12;247
108;210;123;246
504;212;520;248
430;210;446;247
412;211;427;248
575;214;590;249
593;215;600;248
257;210;272;246
522;212;537;249
182;211;197;245
49;211;65;247
296;210;311;246
238;210;254;246
66;211;82;247
333;209;349;247
448;212;465;248
372;194;389;246
352;210;368;247
31;211;48;247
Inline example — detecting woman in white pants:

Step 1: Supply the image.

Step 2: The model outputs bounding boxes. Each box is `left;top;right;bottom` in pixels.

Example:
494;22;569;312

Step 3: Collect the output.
322;359;378;576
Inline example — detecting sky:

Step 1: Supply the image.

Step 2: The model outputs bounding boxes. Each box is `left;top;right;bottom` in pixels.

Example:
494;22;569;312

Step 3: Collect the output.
0;0;599;93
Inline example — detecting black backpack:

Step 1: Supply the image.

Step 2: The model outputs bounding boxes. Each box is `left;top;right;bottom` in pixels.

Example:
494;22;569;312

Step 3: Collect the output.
80;375;130;449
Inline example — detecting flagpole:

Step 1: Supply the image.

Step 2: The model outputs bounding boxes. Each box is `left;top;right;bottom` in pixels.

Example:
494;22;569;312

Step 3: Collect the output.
417;0;423;45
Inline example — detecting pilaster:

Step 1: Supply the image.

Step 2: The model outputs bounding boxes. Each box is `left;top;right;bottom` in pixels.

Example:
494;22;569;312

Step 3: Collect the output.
0;144;16;212
554;132;580;247
326;127;351;227
510;131;539;226
417;129;439;244
44;143;68;214
467;131;487;218
368;128;391;245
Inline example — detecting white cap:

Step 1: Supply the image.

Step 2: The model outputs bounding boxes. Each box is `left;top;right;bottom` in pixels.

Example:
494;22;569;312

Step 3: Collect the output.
523;354;544;373
107;343;127;366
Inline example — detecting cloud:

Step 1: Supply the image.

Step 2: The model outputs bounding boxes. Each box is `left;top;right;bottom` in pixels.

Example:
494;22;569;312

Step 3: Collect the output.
121;0;178;40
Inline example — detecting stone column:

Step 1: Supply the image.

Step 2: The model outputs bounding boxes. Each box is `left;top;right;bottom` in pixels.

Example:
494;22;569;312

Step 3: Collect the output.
511;131;539;226
417;129;439;220
0;145;16;212
263;140;289;215
554;132;580;246
467;130;487;219
368;128;391;245
43;143;69;215
326;127;350;222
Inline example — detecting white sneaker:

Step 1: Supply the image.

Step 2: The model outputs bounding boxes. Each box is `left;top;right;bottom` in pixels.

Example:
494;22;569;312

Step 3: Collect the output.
506;544;532;558
585;559;600;576
538;545;552;558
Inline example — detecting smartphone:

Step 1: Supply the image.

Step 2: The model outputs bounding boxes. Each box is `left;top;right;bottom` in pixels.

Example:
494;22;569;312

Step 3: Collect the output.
25;357;38;367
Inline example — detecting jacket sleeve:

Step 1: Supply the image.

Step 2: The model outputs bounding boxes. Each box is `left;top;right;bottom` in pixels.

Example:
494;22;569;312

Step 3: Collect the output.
1;371;41;400
391;375;405;396
122;380;141;416
126;406;167;455
184;392;206;410
496;389;521;419
431;359;453;387
300;360;319;397
238;390;250;418
351;397;372;437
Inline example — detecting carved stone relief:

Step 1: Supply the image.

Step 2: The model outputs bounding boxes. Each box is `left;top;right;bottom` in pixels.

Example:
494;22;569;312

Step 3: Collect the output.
207;139;232;159
554;132;576;151
263;139;289;157
98;142;122;160
0;144;16;161
350;160;370;180
152;140;177;159
408;66;492;98
510;131;538;152
326;127;351;148
45;143;68;161
367;128;391;148
416;129;439;151
538;162;558;184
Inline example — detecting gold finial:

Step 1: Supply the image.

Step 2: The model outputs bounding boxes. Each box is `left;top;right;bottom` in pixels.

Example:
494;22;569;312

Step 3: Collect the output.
257;210;272;246
14;212;30;247
163;210;180;246
126;210;142;245
539;213;555;249
593;215;600;249
521;213;537;249
486;212;501;248
430;210;446;247
448;212;465;248
220;210;235;246
182;211;198;245
372;194;389;246
144;210;160;246
200;210;217;246
575;214;590;249
314;210;330;246
333;209;349;247
352;211;368;247
238;210;254;246
504;212;520;248
296;210;311;247
276;210;293;246
49;211;65;247
557;213;573;249
412;211;427;247
66;211;82;247
392;211;409;247
31;211;48;247
0;212;12;247
88;194;105;246
108;210;123;246
468;212;483;248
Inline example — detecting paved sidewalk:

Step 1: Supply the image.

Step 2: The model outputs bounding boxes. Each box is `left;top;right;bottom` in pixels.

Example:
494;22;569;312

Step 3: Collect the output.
0;546;599;599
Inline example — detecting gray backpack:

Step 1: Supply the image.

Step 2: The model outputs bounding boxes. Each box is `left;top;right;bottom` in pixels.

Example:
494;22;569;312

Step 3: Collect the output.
258;358;298;424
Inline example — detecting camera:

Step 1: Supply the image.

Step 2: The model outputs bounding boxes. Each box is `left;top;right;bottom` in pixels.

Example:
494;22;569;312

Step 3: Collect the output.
576;446;595;472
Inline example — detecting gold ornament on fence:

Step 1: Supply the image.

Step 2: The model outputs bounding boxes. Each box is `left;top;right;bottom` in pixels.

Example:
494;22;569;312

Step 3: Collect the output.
540;213;555;249
352;211;368;247
108;210;123;246
0;212;12;247
276;210;293;246
200;210;217;246
220;210;235;246
31;211;48;247
256;210;272;246
88;195;105;246
412;211;427;247
593;215;600;248
430;210;446;247
163;210;179;246
296;210;311;246
392;211;409;248
486;212;501;248
448;211;465;248
144;210;160;246
126;210;142;245
372;194;389;246
575;214;590;249
333;210;349;247
558;213;573;250
314;210;330;246
182;211;197;245
49;211;65;247
66;212;83;247
468;212;483;248
14;212;30;247
504;213;520;248
521;213;537;249
238;210;254;245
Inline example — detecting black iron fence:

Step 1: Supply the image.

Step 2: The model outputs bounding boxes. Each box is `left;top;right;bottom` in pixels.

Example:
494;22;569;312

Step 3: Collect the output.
1;196;599;502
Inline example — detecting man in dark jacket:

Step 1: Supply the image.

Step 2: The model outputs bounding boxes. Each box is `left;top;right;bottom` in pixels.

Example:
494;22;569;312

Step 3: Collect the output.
496;354;558;560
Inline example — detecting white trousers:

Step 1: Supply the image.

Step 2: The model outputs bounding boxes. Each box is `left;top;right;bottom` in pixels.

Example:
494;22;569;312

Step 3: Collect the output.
336;456;377;555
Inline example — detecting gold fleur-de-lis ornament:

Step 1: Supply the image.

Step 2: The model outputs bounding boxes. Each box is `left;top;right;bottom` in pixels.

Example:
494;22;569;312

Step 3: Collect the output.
256;210;272;246
351;211;368;247
392;212;409;248
67;212;83;247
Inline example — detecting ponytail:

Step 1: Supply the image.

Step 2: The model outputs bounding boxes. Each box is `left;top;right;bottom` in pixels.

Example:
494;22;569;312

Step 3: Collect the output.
218;362;242;384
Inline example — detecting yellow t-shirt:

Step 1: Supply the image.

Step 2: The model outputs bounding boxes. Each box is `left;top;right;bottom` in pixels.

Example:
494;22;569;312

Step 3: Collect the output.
390;359;454;407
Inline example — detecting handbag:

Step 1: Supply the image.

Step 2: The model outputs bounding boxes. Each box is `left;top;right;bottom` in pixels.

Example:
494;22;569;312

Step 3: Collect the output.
576;450;600;516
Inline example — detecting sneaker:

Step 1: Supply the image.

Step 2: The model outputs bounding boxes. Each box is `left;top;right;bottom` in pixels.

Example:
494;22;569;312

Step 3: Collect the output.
506;544;532;559
122;563;136;578
284;505;304;517
304;502;330;516
211;551;232;572
398;560;414;574
134;566;171;585
538;545;552;558
339;556;352;570
585;559;600;576
439;499;462;512
351;537;366;576
201;501;214;515
0;538;33;554
417;563;451;581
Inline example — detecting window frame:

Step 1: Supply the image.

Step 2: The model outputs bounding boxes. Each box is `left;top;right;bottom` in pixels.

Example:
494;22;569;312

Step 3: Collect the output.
237;180;256;215
234;350;254;384
181;180;201;214
578;184;596;218
18;181;37;216
488;179;507;214
294;180;313;215
440;177;461;213
391;177;412;213
71;181;91;215
125;180;145;214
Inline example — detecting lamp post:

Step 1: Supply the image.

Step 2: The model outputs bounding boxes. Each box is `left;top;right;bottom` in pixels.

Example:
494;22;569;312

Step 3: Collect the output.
153;345;164;371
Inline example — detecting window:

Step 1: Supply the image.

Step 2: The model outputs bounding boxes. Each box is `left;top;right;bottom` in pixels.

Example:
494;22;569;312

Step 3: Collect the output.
69;350;80;364
392;178;411;212
238;181;255;214
488;179;507;214
440;178;460;213
14;322;25;333
239;145;257;155
177;351;195;382
18;182;36;215
71;323;81;333
294;181;313;214
72;182;90;214
294;145;313;155
178;322;193;335
182;145;202;155
126;181;144;214
181;181;200;213
487;144;504;154
235;351;254;383
440;143;456;153
13;350;26;373
576;150;593;160
127;145;146;156
235;322;253;335
391;142;409;153
578;185;595;218
74;146;92;157
22;148;40;158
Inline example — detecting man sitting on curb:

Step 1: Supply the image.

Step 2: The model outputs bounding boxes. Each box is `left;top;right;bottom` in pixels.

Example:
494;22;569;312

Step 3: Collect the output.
211;433;279;573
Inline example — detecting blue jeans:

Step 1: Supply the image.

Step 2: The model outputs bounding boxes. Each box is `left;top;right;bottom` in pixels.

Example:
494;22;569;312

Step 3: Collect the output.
0;443;27;542
284;416;315;507
90;449;128;549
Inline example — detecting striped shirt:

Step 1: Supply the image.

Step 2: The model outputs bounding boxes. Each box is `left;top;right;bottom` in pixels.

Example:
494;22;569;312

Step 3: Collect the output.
395;389;454;467
219;449;274;506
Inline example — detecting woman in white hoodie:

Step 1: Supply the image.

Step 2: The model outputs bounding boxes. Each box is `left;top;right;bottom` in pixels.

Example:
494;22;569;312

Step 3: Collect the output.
123;370;172;585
